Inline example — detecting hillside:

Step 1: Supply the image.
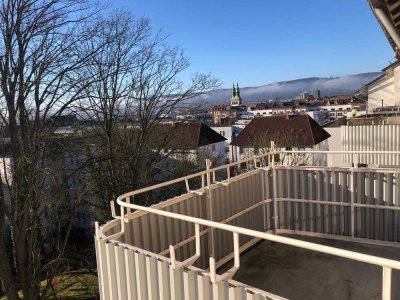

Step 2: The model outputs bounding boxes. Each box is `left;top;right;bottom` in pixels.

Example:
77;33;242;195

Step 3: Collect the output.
194;72;381;105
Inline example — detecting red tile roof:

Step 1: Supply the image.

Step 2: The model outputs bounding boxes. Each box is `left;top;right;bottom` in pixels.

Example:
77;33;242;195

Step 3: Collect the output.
158;122;226;149
231;115;330;147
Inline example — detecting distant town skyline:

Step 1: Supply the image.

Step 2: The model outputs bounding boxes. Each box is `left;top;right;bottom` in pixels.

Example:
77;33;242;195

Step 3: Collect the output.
113;0;394;89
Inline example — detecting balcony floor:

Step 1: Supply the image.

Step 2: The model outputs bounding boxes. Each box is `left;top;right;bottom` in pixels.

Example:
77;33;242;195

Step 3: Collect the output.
226;235;400;300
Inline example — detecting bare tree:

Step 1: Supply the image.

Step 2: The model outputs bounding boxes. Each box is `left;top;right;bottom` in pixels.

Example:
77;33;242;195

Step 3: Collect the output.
0;1;108;299
75;10;219;217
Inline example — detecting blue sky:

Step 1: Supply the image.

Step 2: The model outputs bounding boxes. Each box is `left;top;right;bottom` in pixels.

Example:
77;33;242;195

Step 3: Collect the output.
113;0;393;88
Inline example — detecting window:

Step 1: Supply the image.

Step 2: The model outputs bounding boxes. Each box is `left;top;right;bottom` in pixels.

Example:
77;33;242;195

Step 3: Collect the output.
211;144;216;151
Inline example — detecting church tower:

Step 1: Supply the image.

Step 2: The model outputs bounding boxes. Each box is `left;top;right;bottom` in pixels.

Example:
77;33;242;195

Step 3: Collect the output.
230;82;242;107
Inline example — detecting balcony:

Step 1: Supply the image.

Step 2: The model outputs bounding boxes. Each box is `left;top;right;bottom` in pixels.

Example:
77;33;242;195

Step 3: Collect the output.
95;148;400;300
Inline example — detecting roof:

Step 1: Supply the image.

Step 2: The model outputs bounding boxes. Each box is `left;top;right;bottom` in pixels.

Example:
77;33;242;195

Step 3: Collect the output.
368;0;400;51
230;115;330;147
158;122;226;149
323;117;348;128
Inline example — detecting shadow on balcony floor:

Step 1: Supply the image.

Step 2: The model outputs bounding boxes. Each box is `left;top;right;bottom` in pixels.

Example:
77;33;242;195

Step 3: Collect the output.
225;235;400;300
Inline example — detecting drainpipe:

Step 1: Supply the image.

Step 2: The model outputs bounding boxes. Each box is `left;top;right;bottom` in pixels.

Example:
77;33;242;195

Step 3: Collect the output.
374;8;400;51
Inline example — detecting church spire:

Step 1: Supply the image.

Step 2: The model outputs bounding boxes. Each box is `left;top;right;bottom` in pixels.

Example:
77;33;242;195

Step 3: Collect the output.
236;83;240;98
232;83;236;98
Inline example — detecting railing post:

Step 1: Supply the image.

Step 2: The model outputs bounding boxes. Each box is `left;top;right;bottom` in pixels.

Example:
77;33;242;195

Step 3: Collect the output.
350;169;355;238
206;159;212;187
327;153;332;167
382;266;392;300
205;159;215;257
271;142;278;234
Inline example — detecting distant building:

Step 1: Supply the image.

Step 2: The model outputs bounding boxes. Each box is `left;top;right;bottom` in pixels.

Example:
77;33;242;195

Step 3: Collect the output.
312;89;321;100
211;125;244;162
360;62;400;113
299;92;309;101
211;104;236;126
230;115;330;163
230;83;242;107
210;83;247;125
158;121;227;165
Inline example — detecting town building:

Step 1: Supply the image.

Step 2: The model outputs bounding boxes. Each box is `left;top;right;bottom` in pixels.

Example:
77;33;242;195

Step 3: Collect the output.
230;83;242;107
312;89;321;100
299;91;309;100
360;0;400;113
158;121;227;165
211;104;237;126
211;125;244;161
230;114;330;163
360;61;400;113
211;83;246;125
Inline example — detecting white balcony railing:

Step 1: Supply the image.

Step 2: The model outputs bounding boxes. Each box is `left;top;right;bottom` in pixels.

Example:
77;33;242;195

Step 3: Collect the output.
96;145;400;300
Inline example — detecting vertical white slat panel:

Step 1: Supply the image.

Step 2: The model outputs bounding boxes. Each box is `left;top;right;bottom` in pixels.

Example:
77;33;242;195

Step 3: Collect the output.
356;171;362;238
261;170;267;231
232;286;246;300
124;215;133;247
94;239;106;300
124;248;138;300
105;242;119;300
213;281;229;300
157;260;171;300
300;169;307;231
350;171;355;238
115;244;128;300
294;170;300;231
198;275;212;300
323;171;330;234
149;213;159;253
370;171;376;239
384;174;392;241
135;252;149;300
183;270;198;300
316;171;323;233
180;201;189;259
170;265;184;300
332;171;338;235
133;218;142;248
141;214;151;251
395;173;400;242
146;255;159;300
165;206;174;251
286;169;292;230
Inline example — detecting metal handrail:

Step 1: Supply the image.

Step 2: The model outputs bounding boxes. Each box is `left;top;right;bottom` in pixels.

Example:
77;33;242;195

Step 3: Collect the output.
111;199;400;296
116;148;400;201
99;147;400;298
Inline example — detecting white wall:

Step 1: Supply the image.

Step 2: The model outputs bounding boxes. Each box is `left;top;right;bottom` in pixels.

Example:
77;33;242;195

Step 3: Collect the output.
368;68;396;112
313;127;349;167
199;141;227;165
342;124;400;167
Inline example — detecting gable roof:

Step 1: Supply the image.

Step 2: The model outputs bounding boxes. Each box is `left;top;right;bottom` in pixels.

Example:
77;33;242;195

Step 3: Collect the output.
158;122;226;149
230;115;330;148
